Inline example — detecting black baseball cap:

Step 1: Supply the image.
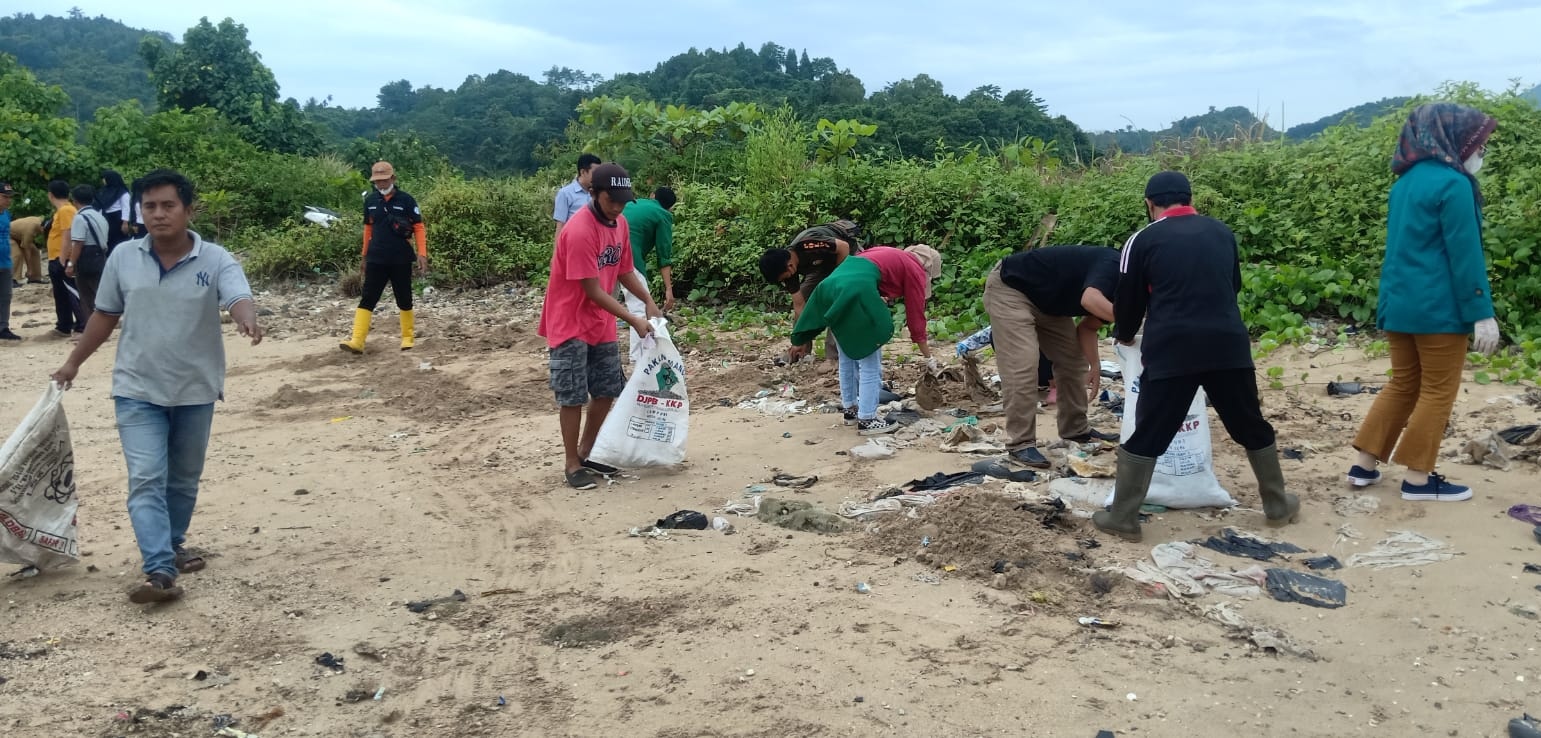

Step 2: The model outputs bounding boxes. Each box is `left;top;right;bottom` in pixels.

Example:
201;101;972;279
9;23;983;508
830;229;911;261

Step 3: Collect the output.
1144;171;1192;199
0;183;14;196
590;163;635;203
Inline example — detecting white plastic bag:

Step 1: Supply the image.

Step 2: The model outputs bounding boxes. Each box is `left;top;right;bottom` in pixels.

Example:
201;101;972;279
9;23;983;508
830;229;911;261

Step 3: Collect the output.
590;318;690;468
1104;338;1236;509
0;384;81;569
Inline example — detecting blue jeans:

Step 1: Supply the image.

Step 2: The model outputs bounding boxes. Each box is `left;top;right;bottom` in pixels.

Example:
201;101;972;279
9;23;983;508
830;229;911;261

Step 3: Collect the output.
114;398;215;578
836;341;884;420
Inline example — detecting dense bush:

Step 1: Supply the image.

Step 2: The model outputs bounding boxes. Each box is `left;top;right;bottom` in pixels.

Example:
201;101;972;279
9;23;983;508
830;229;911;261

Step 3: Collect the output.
409;176;560;285
13;59;1540;376
87;101;367;233
235;219;363;281
660;85;1541;356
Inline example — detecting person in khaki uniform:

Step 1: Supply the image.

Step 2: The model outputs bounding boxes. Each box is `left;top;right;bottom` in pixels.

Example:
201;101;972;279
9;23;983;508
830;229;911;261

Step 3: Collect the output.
10;215;46;285
983;244;1120;469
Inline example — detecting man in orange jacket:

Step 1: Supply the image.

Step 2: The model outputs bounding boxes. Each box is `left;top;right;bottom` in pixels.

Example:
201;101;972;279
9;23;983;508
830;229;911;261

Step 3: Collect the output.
341;161;428;353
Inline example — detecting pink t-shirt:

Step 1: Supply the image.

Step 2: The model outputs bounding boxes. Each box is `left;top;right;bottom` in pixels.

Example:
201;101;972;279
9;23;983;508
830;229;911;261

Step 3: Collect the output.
855;246;930;345
539;205;635;348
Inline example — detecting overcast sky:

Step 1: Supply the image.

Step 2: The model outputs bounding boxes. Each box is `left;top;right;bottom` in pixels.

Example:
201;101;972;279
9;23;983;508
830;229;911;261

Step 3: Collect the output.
26;0;1541;131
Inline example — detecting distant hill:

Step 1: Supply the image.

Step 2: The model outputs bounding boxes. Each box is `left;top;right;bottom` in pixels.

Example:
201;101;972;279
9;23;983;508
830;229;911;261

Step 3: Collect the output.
1285;97;1412;140
1524;83;1540;105
0;11;169;119
1092;105;1279;154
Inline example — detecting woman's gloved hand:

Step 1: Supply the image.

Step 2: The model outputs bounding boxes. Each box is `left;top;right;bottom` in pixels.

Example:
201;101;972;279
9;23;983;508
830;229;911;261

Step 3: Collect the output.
1473;317;1501;355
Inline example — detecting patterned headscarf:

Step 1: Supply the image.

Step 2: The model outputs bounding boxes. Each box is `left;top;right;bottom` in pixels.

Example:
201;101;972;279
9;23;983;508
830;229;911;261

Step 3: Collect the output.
1391;103;1496;176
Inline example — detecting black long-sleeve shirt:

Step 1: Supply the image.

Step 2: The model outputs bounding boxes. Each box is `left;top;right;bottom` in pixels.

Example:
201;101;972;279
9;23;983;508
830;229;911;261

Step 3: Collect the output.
1114;207;1254;380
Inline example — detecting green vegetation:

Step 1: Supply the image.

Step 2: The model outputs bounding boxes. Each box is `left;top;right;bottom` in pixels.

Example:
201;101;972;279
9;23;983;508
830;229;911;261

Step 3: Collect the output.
0;10;164;121
4;14;1541;383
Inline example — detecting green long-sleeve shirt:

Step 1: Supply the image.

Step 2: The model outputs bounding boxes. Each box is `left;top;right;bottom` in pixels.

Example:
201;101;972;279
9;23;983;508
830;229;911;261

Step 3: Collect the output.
791;256;893;360
623;198;673;278
1377;160;1494;334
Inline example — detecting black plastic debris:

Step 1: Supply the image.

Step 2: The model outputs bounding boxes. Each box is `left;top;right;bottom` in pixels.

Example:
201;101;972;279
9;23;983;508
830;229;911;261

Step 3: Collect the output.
1522;563;1541;575
1327;381;1380;397
890;409;923;426
1099;390;1125;418
656;510;709;530
1499;425;1541;445
971;459;1038;482
771;473;818;489
1097;731;1117;738
405;589;467;613
908;471;986;492
1199;529;1306;562
1015;496;1069;529
1304;555;1343;571
1265;569;1347;609
878;388;902;404
315;652;346;673
1509;713;1541;738
1282;448;1306;461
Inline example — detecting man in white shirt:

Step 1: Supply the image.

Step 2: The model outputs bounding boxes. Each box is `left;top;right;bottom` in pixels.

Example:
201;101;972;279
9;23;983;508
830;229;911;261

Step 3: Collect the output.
65;184;110;324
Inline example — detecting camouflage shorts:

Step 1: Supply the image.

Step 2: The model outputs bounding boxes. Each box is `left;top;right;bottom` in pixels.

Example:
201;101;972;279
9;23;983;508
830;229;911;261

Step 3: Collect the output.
549;339;625;407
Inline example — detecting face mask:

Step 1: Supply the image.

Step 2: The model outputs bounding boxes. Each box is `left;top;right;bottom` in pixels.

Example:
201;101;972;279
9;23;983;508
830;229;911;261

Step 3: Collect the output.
1463;153;1484;175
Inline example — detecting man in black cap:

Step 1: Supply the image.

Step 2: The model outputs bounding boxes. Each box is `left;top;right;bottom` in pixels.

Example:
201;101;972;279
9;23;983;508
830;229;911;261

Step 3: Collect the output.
1093;171;1298;542
538;162;662;490
759;219;864;358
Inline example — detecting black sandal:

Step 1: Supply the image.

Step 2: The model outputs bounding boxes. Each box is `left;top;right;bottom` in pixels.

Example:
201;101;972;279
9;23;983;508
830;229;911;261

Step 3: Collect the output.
174;547;206;574
129;572;184;604
581;459;622;477
566;468;599;490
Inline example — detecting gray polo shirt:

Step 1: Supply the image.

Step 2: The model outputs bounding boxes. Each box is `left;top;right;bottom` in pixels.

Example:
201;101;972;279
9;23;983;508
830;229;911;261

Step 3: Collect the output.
70;207;109;249
93;230;254;407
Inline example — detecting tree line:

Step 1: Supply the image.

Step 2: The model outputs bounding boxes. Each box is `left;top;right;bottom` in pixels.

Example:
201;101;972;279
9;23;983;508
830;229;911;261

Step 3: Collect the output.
14;11;1514;179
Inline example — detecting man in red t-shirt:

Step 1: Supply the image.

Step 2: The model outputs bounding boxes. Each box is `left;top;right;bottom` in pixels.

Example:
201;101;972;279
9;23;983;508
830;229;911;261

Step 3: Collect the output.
539;163;662;489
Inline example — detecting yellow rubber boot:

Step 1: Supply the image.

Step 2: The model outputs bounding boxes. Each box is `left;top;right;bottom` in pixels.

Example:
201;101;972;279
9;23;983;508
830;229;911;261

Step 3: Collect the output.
340;308;372;354
400;310;415;351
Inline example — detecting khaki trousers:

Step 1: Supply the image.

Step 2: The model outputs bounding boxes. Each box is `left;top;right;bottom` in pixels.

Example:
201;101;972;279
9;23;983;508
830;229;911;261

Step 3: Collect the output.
1353;332;1467;473
10;239;43;282
983;265;1090;450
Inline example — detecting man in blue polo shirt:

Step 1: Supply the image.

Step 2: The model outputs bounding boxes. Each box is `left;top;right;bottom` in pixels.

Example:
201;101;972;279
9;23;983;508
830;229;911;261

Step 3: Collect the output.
553;153;601;239
51;168;263;605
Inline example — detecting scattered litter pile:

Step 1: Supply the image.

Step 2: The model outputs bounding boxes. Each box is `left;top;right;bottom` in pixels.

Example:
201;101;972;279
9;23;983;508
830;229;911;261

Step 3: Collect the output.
863;490;1105;607
1465;424;1541;470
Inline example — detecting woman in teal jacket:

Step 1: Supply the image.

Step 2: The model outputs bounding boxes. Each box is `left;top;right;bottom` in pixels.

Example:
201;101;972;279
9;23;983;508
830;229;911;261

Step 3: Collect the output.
1346;103;1499;502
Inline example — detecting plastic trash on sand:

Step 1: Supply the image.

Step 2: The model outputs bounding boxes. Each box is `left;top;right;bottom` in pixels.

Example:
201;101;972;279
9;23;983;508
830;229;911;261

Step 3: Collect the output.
850;439;897;461
1264;568;1346;609
1120;542;1266;599
1346;531;1458;569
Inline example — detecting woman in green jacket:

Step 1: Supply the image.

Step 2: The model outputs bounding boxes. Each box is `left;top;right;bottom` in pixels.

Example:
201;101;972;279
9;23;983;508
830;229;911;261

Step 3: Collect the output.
787;256;899;436
1347;103;1499;502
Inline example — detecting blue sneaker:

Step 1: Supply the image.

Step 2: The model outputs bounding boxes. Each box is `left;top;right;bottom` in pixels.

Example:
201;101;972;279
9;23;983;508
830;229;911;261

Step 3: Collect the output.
1400;473;1473;502
1346;465;1381;487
